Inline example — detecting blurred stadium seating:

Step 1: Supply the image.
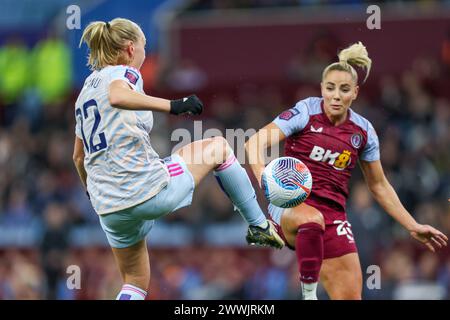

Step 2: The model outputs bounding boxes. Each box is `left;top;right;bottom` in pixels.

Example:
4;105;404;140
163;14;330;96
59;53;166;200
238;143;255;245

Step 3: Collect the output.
0;0;449;299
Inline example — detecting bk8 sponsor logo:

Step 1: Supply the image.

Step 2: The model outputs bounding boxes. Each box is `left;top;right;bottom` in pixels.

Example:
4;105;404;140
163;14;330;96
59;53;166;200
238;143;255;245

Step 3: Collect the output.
309;146;352;170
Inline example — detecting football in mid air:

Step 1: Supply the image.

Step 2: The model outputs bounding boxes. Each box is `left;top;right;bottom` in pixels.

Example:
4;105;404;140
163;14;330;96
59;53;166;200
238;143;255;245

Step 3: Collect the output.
262;157;312;208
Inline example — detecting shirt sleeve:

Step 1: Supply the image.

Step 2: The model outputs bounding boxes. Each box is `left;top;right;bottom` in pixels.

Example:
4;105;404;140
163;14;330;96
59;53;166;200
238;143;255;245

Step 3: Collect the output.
360;122;380;162
109;65;142;91
74;101;83;139
75;119;82;139
272;98;311;137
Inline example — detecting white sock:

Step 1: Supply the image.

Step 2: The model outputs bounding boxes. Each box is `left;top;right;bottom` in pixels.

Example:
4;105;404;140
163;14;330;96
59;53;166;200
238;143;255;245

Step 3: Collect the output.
301;282;318;300
116;284;147;300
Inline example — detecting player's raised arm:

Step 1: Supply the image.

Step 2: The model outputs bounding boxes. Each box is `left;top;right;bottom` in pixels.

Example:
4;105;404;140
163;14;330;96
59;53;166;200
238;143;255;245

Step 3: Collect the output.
108;79;169;112
245;122;286;187
79;17;203;115
108;79;203;115
246;99;310;186
359;159;448;252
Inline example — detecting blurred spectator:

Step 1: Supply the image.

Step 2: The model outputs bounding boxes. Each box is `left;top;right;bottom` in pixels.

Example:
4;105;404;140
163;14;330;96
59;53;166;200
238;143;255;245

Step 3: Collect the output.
441;28;450;71
347;182;389;267
164;59;207;92
39;202;70;299
0;37;29;105
437;256;450;299
392;250;447;300
141;53;160;92
32;34;72;105
287;30;341;83
0;250;45;299
1;185;35;227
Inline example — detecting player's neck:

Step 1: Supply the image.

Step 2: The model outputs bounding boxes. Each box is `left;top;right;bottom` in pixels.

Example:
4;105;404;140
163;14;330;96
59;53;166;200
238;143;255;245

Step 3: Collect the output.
324;111;348;126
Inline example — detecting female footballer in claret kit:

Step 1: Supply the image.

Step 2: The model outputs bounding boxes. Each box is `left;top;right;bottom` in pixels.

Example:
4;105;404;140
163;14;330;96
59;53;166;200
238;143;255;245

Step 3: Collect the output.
246;42;448;300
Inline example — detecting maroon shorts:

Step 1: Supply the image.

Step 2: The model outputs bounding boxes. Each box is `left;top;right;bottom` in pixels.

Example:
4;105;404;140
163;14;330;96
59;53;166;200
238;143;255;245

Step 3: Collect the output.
268;205;357;259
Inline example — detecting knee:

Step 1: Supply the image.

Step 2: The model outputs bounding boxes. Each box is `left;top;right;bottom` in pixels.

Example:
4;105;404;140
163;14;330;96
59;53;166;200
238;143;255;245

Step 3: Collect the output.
209;136;232;162
292;206;325;230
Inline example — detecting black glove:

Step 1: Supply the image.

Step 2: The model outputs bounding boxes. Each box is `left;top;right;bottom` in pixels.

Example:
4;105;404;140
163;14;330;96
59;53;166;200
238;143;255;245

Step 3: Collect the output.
170;95;203;115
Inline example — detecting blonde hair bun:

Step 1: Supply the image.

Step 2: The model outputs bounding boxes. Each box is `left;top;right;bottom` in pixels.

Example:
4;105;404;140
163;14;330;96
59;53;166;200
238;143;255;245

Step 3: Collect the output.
322;41;372;84
338;41;372;83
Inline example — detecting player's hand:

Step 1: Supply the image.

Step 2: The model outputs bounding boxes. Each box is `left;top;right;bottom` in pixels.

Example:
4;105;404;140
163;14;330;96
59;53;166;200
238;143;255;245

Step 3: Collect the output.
170;95;203;115
409;224;448;252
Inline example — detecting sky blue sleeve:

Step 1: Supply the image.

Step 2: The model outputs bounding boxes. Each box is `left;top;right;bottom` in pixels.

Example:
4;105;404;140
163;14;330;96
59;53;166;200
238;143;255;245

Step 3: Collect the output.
272;99;310;137
360;123;380;162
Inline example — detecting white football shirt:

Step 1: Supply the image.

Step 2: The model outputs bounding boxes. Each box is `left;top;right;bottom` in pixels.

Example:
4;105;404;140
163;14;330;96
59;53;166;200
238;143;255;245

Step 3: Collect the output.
75;65;169;214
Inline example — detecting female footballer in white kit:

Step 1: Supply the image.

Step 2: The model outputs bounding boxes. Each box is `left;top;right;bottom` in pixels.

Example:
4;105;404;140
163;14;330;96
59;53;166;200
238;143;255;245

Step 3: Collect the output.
73;18;284;300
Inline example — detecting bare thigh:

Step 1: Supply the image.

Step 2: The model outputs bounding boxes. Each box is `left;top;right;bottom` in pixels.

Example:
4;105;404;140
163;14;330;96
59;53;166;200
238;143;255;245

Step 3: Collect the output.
175;137;229;186
320;252;363;300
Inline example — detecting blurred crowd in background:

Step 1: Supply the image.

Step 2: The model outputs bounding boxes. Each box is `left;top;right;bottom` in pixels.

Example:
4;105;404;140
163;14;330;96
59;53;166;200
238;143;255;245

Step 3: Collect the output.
0;0;449;300
183;0;438;10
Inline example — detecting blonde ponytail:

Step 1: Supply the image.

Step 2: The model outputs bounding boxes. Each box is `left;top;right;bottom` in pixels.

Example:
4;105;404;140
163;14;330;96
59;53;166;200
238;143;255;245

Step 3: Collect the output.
323;41;372;84
79;18;142;70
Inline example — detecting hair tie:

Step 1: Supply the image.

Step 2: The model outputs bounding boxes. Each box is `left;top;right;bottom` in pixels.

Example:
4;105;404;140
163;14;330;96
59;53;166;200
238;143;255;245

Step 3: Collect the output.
105;22;111;29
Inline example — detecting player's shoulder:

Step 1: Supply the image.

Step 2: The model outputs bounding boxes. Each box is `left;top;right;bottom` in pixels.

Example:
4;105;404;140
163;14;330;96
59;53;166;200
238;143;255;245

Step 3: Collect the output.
81;70;99;85
104;64;142;87
278;97;321;122
293;97;323;116
76;70;98;104
348;108;376;133
102;64;140;74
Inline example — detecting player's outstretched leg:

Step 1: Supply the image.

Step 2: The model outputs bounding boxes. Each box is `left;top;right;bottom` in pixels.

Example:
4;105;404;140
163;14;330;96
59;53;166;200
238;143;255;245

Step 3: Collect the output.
175;136;284;249
280;203;325;299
